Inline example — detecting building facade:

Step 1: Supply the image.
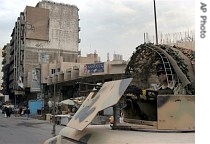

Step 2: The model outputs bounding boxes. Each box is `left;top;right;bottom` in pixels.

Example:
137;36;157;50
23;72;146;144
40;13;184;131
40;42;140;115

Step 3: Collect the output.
1;1;127;109
1;44;11;102
2;1;80;106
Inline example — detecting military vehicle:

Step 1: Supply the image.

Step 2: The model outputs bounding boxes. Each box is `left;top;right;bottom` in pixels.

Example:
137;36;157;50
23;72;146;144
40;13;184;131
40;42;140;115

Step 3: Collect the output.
43;43;195;144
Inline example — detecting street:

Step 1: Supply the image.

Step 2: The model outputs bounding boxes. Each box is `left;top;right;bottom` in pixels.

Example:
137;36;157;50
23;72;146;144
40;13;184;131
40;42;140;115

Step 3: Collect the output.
0;110;195;144
0;111;65;144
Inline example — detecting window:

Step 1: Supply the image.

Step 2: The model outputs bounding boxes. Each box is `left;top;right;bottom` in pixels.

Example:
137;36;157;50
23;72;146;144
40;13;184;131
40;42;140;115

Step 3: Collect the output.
51;69;55;74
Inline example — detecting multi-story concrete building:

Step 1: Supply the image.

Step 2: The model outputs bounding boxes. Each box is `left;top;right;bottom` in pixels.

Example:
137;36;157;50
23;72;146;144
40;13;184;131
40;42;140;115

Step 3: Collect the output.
1;1;127;109
44;53;127;103
2;1;79;105
1;44;11;102
0;48;4;101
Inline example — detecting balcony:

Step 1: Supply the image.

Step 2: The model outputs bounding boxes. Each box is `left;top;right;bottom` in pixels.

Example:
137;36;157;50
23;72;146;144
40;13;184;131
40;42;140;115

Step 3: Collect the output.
46;67;82;84
20;35;24;40
58;71;64;82
1;59;6;65
52;73;58;84
10;39;14;46
64;68;71;81
10;46;14;55
21;45;25;51
9;56;14;63
47;75;52;85
78;38;81;43
71;69;79;80
20;19;25;26
2;51;6;57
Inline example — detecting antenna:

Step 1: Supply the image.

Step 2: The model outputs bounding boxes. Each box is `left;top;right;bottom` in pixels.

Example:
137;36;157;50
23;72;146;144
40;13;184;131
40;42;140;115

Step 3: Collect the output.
153;0;158;45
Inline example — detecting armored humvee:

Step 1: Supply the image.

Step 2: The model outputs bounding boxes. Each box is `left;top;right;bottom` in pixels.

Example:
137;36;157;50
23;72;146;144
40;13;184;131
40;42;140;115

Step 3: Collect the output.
43;43;195;144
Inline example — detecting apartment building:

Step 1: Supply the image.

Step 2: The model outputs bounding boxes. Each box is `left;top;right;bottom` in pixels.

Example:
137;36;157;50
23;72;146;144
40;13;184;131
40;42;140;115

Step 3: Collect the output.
1;44;11;102
1;1;79;105
1;1;127;108
0;48;4;101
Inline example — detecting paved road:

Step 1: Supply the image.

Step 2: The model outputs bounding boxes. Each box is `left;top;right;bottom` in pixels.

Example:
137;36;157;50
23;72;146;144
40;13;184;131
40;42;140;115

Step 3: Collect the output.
0;111;195;144
0;112;65;144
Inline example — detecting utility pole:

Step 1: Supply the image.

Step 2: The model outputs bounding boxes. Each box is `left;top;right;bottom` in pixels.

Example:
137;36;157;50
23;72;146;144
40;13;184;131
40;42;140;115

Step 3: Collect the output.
52;47;59;136
52;5;63;136
51;46;59;136
153;0;158;45
51;67;56;136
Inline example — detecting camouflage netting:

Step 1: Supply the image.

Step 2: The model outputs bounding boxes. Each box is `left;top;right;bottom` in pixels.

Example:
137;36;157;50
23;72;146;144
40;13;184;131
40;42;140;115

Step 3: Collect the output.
124;43;195;94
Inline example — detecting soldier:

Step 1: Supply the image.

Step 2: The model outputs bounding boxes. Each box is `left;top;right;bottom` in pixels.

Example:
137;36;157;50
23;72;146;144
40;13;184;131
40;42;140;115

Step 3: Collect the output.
156;63;186;95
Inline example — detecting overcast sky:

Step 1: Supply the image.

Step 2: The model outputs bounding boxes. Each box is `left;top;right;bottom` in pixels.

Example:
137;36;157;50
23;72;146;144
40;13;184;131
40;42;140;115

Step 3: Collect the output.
0;0;195;61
